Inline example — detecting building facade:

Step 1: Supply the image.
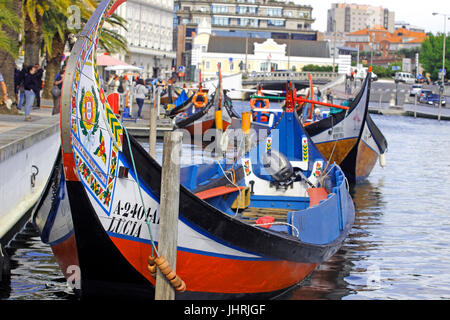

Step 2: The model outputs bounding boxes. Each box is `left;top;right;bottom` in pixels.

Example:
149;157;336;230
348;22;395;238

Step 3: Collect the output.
174;0;320;78
113;0;176;79
327;3;395;34
191;31;335;80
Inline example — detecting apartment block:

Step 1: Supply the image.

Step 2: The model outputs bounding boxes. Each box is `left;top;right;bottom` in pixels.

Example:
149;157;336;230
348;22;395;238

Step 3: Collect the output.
327;3;395;34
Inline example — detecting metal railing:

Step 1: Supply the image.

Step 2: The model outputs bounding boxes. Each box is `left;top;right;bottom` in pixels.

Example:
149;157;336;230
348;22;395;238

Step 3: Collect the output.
245;71;338;82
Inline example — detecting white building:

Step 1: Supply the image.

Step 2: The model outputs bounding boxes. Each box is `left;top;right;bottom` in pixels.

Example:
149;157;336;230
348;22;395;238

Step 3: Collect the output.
113;0;176;78
327;3;395;34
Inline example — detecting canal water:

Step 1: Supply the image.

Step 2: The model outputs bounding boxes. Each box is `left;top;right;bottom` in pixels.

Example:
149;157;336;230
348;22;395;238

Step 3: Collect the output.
1;111;450;300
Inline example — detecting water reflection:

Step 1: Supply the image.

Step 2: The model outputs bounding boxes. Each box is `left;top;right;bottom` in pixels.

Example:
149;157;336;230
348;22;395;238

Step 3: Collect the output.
0;222;74;300
284;178;386;300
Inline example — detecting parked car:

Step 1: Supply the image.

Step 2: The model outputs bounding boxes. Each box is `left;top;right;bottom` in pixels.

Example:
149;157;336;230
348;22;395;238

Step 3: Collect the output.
409;84;423;96
419;92;446;106
395;72;415;84
418;89;433;100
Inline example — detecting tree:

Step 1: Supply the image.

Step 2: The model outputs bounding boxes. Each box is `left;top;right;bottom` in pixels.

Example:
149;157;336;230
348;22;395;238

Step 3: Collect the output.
0;0;22;105
420;33;450;81
24;0;128;99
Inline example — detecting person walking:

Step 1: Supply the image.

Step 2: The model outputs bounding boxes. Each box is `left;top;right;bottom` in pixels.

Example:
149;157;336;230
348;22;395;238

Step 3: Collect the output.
23;65;39;121
0;71;8;105
134;78;148;119
52;65;66;115
15;66;26;110
33;64;44;109
107;74;120;93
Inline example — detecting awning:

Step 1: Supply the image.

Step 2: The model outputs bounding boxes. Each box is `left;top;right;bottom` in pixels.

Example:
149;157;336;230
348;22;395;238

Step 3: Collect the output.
105;65;144;71
97;54;130;66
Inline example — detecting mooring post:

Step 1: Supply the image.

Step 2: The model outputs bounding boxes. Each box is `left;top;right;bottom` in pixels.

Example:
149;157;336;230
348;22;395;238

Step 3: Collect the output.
241;112;251;156
155;131;183;300
156;85;162;120
414;93;417;119
378;94;382;113
149;86;158;158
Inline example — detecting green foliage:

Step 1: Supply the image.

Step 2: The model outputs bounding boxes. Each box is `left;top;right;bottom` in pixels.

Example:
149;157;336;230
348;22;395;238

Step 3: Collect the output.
302;64;333;72
0;0;22;59
420;33;450;81
23;0;128;58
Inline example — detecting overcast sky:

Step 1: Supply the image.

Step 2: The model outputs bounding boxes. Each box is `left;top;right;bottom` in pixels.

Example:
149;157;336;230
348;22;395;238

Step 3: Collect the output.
295;0;450;34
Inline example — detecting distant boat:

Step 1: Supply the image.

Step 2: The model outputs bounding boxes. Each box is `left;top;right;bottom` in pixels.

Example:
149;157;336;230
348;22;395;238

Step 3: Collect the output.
52;0;356;299
174;64;233;136
31;151;79;283
340;113;388;182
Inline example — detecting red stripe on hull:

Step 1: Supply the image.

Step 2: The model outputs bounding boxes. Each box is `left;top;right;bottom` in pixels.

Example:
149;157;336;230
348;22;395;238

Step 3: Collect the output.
50;234;79;280
110;236;317;294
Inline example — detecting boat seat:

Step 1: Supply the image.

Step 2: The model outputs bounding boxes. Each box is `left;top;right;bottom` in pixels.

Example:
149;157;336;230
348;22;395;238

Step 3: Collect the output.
307;187;328;207
195;186;245;200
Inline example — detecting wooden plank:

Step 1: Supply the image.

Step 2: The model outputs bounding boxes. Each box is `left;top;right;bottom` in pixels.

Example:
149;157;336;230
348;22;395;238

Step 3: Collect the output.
241;207;292;221
195;185;245;200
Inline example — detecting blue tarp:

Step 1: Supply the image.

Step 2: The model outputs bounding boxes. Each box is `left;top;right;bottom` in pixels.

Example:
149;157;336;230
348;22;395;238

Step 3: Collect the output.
174;90;188;107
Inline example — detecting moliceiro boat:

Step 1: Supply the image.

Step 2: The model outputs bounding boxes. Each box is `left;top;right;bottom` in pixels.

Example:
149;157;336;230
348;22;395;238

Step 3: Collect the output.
301;71;387;183
53;0;355;299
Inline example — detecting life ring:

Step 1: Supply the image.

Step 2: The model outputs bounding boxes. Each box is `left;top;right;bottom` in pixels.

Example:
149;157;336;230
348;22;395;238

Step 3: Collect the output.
193;91;208;108
250;91;269;109
251;90;270;122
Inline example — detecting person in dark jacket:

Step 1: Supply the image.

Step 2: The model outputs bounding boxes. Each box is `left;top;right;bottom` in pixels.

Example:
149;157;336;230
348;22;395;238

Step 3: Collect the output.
33;64;44;109
23;65;38;120
52;65;66;115
16;66;26;110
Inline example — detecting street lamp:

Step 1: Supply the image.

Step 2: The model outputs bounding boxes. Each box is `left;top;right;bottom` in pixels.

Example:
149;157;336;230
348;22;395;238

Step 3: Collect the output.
432;12;450;121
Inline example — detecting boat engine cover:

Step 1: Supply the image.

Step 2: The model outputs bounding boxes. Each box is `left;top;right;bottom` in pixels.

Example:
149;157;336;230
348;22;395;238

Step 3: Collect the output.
262;150;294;183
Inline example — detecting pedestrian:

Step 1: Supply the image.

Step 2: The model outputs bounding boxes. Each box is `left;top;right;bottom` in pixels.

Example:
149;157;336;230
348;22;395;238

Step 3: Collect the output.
326;89;333;104
16;66;26;110
314;108;322;121
33;63;44;109
0;71;10;108
134;78;148;119
23;65;39;121
52;65;66;115
107;74;120;93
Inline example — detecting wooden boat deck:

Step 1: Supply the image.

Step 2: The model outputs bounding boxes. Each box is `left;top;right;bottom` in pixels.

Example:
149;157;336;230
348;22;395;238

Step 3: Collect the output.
241;207;292;221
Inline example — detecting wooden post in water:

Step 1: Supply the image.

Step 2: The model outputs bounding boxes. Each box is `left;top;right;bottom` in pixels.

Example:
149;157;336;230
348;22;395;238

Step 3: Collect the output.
155;131;183;300
215;110;223;156
414;93;417;119
149;85;158;158
241;112;251;156
378;94;382;113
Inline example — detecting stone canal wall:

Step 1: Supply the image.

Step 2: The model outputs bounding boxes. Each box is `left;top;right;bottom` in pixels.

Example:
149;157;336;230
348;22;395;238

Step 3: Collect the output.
0;116;60;246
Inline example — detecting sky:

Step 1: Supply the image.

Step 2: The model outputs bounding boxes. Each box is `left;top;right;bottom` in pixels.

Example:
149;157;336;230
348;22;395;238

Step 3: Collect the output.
295;0;450;34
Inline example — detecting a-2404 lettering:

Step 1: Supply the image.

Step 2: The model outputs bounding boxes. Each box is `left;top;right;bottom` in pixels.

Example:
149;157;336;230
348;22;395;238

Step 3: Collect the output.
106;200;159;238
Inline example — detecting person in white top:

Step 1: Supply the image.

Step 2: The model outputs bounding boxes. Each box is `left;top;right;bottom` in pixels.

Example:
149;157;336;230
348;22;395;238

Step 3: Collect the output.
134;78;148;119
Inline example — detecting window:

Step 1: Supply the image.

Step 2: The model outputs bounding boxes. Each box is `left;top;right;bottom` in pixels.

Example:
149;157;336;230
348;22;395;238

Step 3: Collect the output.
268;20;285;27
267;8;282;17
211;5;228;14
212;17;229;26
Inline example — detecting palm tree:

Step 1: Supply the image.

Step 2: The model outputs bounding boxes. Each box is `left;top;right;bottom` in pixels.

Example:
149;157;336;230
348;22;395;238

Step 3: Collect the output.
40;0;128;99
0;0;22;105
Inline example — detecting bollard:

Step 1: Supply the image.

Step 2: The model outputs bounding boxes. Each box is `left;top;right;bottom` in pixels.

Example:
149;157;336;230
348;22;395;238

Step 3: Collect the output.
149;88;159;158
241;112;252;156
414;93;417;119
215;110;223;156
155;131;183;300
